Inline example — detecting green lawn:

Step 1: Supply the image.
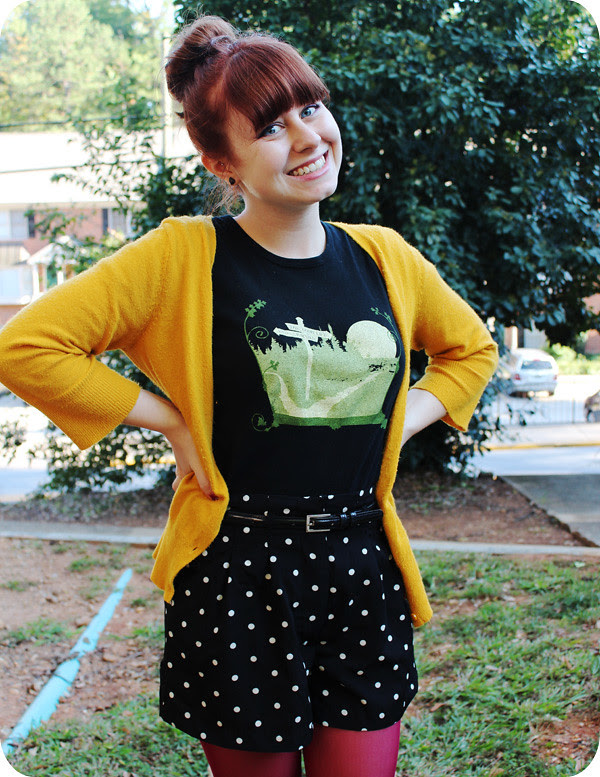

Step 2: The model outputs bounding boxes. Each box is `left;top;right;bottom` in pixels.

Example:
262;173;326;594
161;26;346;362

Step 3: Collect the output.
6;552;600;777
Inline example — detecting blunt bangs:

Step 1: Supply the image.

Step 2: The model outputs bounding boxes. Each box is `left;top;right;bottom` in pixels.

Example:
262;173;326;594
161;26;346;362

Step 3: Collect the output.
223;40;330;133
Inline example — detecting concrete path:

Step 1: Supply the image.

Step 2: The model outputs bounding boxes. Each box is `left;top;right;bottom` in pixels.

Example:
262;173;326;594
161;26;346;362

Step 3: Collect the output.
1;518;599;557
481;422;600;548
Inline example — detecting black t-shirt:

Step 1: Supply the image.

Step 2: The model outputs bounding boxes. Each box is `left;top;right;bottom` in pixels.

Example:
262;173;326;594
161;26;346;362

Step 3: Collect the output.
211;216;405;508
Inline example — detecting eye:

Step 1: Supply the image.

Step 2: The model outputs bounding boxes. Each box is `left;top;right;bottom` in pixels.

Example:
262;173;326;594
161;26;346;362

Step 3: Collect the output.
259;122;283;138
300;103;320;119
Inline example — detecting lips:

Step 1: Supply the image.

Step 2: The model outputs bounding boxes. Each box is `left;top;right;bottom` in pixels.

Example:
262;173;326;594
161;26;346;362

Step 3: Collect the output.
288;151;328;177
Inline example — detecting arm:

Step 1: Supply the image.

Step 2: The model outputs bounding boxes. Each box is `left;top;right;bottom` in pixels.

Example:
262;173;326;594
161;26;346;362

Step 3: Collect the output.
0;227;168;449
122;389;216;498
401;387;446;448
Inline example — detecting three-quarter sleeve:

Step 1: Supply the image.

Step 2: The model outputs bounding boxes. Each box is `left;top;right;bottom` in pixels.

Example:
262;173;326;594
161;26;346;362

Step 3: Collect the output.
409;249;498;431
0;225;169;449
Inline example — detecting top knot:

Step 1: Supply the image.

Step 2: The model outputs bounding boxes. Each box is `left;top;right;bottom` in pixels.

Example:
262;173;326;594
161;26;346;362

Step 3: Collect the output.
165;15;238;104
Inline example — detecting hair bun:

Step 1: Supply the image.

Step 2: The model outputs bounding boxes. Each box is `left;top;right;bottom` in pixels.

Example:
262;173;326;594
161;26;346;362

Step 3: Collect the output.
166;15;238;103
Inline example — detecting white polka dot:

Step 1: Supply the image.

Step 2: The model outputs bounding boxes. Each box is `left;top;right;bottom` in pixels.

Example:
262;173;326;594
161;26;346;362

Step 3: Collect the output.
328;555;335;562
379;655;385;661
180;652;186;659
270;555;277;562
359;489;364;496
361;698;368;705
185;711;191;719
212;659;218;666
214;691;220;697
169;691;174;698
251;655;258;662
252;688;260;694
246;591;254;598
360;639;366;646
228;609;235;617
222;536;229;542
323;721;329;727
167;662;173;668
375;682;381;688
243;495;250;501
265;573;272;580
243;527;251;534
234;706;241;712
185;589;191;596
244;559;251;567
283;508;291;514
255;720;262;727
341;709;348;716
285;538;292;545
343;537;349;544
274;702;281;709
184;682;190;688
348;569;355;576
286;653;294;660
404;644;409;650
295;716;302;723
293;570;299;576
312;584;319;591
236;738;243;744
195;641;202;648
309;553;317;559
276;735;283;742
400;614;406;621
217;720;223;727
232;674;239;681
181;620;187;628
322;689;329;696
248;623;256;630
272;670;279;677
340;652;346;660
394;693;399;700
282;621;289;628
203;577;209;584
292;685;299;692
230;642;237;649
309;615;317;621
379;712;385;719
362;548;368;555
361;609;369;616
328;613;335;620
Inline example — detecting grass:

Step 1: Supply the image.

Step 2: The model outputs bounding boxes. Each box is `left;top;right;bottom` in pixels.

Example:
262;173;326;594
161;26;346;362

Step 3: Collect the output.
5;552;600;777
2;618;75;648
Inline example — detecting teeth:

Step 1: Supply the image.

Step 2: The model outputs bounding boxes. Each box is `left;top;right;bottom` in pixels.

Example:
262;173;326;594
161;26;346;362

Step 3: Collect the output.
290;155;326;176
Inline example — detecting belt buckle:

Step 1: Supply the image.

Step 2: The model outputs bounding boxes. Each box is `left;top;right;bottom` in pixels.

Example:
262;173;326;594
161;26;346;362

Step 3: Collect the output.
306;513;331;533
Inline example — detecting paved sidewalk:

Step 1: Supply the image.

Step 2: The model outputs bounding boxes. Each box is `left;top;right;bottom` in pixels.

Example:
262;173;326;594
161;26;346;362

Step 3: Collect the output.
488;422;600;449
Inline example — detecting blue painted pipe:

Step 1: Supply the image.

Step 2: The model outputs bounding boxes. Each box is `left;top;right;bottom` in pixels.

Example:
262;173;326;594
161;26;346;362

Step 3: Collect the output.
2;567;133;755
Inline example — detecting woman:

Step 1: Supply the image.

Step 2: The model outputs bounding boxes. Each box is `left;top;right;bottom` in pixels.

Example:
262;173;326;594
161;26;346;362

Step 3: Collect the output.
0;14;498;777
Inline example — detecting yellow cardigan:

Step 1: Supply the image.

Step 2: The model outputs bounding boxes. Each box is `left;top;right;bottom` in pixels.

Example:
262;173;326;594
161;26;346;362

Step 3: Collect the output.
0;216;498;626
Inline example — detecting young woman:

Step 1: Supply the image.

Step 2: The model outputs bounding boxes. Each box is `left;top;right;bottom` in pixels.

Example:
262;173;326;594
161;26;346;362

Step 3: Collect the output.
0;15;498;777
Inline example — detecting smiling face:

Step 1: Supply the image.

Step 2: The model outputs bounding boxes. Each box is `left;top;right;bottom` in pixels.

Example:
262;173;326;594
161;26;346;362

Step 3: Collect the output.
219;101;343;216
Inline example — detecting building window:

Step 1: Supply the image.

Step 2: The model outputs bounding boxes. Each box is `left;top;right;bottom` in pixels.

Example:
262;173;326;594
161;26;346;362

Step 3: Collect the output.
0;210;30;240
27;213;36;238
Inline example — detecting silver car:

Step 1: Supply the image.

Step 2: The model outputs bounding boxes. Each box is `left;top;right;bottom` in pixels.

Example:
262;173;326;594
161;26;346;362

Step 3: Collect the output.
500;348;559;396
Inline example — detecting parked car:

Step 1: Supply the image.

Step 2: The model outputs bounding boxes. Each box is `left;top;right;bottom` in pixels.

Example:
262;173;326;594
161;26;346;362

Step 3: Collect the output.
585;389;600;422
498;348;559;396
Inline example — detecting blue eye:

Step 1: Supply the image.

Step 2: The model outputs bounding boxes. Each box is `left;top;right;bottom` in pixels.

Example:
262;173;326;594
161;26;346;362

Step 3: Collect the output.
301;104;319;118
259;122;281;138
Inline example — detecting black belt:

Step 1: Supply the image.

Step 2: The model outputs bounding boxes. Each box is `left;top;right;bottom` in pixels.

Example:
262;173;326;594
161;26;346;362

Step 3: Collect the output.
224;507;383;533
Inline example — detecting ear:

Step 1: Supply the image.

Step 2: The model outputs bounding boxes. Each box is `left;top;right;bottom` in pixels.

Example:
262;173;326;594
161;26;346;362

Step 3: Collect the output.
201;155;233;181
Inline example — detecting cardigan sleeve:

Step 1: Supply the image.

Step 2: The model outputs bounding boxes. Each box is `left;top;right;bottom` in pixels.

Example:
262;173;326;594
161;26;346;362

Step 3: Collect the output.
0;225;170;449
409;249;498;431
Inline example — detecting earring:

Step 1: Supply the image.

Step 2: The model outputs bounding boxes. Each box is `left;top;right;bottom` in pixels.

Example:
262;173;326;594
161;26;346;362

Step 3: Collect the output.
228;177;236;185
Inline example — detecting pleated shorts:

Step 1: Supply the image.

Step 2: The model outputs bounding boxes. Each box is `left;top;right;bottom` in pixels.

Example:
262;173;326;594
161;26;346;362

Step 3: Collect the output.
159;515;418;752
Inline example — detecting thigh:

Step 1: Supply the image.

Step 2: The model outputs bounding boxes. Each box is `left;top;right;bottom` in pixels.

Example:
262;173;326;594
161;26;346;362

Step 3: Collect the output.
202;741;302;777
303;722;401;777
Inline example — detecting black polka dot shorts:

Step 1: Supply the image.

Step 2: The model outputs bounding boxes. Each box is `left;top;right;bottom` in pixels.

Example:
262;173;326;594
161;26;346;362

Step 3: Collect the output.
159;515;418;752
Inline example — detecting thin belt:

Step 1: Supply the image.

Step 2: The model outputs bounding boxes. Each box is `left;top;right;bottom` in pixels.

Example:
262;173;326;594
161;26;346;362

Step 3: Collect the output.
223;506;384;533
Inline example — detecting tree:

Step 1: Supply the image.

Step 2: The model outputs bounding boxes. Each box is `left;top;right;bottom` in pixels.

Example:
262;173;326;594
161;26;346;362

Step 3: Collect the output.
174;0;600;345
0;0;162;131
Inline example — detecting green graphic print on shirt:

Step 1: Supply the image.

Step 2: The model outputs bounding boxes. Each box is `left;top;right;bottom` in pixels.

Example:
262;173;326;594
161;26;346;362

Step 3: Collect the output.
244;300;401;431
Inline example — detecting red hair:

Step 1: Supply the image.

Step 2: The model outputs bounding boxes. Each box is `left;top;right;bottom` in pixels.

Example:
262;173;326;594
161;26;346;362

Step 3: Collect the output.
166;15;330;162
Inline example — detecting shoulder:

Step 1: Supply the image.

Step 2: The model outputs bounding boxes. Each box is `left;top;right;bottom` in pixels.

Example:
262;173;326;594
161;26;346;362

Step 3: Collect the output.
329;222;429;277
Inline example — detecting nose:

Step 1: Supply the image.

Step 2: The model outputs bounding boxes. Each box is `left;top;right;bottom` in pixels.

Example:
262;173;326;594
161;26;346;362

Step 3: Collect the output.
289;118;320;152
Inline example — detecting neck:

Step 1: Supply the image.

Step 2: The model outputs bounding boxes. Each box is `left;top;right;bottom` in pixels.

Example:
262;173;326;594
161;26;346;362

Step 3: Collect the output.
234;203;325;259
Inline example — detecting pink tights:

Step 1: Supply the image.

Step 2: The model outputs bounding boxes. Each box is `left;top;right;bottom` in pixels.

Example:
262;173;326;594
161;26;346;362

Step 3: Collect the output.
201;721;401;777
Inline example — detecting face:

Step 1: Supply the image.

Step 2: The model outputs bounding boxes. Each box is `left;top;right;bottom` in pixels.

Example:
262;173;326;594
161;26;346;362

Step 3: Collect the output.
221;101;343;214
